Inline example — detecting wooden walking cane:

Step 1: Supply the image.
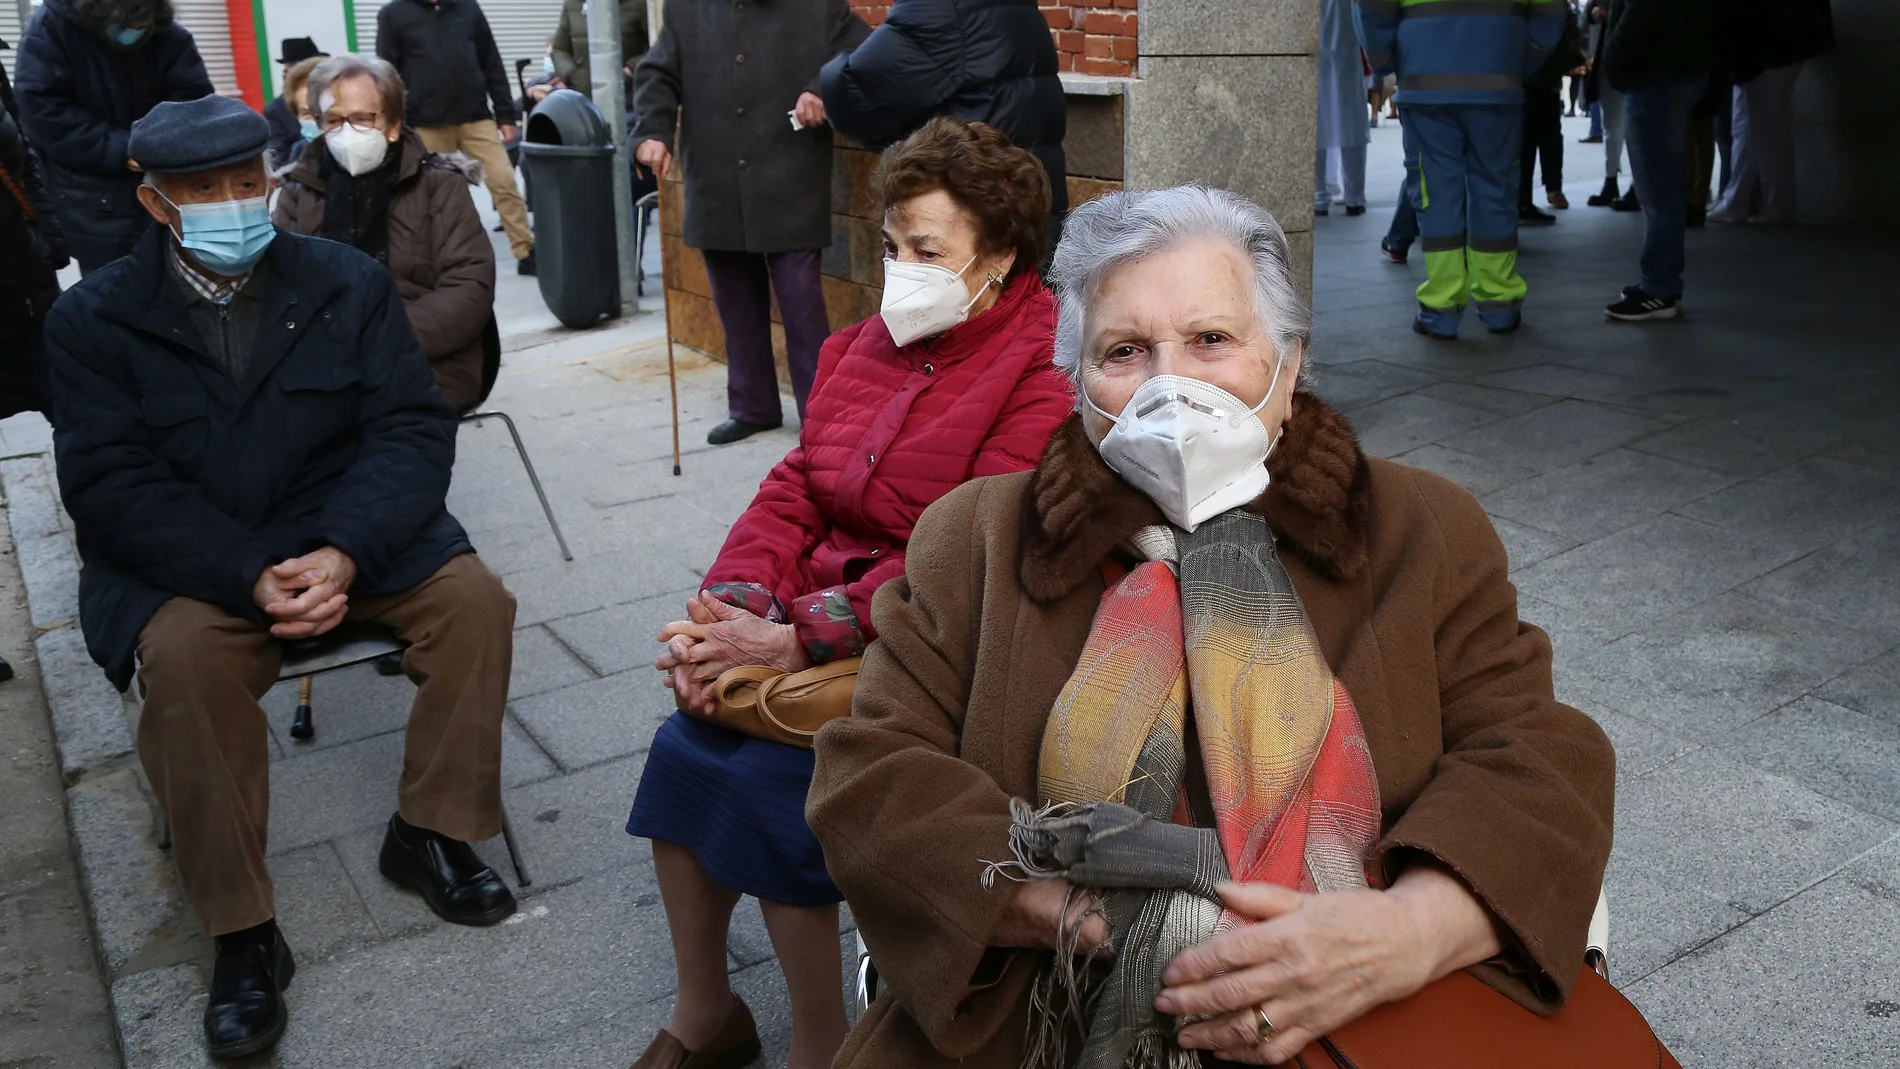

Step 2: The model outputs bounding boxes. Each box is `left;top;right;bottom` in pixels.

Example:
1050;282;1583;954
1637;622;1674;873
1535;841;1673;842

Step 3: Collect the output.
655;185;683;477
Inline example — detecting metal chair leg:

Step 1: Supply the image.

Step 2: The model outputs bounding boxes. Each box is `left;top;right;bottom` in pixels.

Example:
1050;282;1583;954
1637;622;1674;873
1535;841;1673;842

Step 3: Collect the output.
462;410;573;562
290;674;315;740
500;805;532;888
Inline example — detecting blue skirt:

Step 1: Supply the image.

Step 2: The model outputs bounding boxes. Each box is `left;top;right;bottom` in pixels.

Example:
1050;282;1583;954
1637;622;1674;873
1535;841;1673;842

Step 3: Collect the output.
627;712;843;907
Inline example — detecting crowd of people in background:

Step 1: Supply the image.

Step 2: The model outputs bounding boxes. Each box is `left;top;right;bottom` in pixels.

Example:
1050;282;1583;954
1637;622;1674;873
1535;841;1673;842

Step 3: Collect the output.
1337;0;1837;327
0;0;1840;1063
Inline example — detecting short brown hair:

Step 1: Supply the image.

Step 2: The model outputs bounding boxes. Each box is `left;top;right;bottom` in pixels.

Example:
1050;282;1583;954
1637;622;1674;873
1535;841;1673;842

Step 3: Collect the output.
875;117;1051;279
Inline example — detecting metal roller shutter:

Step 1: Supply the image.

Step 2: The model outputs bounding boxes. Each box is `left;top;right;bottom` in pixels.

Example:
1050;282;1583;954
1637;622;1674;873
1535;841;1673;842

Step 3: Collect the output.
0;1;31;54
172;0;242;98
354;0;559;93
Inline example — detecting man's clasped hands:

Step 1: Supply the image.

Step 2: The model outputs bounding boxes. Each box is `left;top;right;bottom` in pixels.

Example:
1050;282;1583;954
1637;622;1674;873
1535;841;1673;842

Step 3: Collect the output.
253;546;359;639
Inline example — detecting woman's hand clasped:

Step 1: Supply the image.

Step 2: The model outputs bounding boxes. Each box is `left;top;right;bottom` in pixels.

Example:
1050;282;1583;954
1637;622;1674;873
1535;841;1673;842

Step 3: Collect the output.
1157;866;1501;1065
655;591;812;716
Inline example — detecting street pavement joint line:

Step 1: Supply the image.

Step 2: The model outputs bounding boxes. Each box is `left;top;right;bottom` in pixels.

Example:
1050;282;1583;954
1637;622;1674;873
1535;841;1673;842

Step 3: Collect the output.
63;751;144;789
538;624;606;682
1621;826;1900;988
1609;691;1900;825
590;490;682;513
327;838;388;941
503;707;579;775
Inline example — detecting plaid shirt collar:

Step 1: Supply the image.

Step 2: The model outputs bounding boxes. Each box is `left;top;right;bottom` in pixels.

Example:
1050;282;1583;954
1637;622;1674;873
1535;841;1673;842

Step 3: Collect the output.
167;240;252;305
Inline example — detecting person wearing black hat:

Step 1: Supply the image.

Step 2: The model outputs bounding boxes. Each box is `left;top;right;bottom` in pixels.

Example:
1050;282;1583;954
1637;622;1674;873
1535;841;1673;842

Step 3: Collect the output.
263;37;328;166
39;93;520;1061
13;0;213;272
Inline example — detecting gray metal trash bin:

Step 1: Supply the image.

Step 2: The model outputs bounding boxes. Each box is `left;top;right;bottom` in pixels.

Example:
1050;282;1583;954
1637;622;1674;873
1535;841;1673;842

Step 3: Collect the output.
520;90;619;328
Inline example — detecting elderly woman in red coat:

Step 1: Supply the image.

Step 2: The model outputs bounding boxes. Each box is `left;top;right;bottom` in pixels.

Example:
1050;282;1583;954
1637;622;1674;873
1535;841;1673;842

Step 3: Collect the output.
627;118;1073;1069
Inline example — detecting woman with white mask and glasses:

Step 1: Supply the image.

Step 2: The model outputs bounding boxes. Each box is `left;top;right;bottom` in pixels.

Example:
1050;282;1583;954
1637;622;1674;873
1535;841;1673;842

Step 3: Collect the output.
629;117;1072;1069
273;53;495;414
805;186;1624;1068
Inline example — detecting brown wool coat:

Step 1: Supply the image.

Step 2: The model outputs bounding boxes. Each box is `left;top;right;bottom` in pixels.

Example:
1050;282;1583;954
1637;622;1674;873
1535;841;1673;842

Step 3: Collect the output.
807;393;1617;1069
273;131;496;413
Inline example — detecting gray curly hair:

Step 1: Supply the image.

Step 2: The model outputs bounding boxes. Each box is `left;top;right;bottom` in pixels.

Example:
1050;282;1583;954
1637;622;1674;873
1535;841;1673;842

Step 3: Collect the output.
1048;186;1312;396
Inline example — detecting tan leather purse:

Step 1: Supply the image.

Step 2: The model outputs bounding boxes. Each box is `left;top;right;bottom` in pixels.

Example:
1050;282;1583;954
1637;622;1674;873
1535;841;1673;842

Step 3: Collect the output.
675;657;862;748
1294;965;1679;1069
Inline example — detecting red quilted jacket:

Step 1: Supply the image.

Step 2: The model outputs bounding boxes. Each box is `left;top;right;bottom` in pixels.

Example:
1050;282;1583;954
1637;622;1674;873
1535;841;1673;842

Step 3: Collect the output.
704;271;1072;659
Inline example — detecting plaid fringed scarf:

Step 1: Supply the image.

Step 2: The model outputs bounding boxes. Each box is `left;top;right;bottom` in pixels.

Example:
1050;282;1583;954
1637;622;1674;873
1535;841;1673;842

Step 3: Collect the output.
989;510;1382;1069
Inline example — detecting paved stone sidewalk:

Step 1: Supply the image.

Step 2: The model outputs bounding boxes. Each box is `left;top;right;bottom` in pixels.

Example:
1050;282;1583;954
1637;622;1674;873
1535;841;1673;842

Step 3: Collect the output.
11;116;1899;1068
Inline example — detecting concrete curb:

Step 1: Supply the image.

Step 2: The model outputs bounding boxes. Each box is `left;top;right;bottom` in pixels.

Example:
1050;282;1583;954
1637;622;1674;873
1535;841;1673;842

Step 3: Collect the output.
1;455;134;782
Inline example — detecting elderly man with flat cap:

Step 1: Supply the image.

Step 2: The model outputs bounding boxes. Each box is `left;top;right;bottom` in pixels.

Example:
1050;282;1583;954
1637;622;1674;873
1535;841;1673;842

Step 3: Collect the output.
39;94;519;1061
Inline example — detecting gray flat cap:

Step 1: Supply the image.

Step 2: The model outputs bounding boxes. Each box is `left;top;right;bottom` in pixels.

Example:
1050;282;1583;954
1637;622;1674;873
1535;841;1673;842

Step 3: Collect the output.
129;95;271;175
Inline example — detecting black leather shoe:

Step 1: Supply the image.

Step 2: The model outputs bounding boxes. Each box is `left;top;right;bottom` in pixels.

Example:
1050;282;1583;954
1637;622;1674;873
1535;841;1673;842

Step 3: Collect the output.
378;815;516;926
204;921;294;1061
517;252;537;276
705;418;782;445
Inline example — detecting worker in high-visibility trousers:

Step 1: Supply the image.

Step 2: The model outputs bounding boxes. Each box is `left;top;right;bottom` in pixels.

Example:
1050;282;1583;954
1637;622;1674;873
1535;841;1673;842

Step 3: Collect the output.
1355;0;1567;339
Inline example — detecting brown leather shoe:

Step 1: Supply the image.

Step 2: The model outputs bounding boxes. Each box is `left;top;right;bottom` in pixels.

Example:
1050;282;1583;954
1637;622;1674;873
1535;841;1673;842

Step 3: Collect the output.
629;996;761;1069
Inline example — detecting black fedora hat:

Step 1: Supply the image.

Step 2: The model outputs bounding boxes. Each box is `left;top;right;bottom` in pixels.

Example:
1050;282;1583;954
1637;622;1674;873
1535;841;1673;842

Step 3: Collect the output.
277;37;326;64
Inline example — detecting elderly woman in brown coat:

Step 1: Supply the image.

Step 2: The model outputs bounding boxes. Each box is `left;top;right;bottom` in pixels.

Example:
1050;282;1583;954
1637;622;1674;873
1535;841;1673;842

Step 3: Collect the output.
274;54;496;414
807;186;1617;1068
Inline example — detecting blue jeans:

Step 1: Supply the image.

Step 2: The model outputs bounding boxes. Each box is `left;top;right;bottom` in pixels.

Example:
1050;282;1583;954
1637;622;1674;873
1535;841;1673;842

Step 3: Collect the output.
1588;99;1603;140
1623;75;1707;301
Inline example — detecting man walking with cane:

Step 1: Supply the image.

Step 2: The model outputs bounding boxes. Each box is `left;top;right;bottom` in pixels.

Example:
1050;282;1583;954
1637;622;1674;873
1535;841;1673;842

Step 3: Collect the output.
632;0;868;445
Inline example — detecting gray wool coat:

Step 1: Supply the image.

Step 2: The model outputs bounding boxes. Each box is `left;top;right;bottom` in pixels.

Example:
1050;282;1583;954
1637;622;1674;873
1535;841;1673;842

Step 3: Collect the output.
632;0;869;253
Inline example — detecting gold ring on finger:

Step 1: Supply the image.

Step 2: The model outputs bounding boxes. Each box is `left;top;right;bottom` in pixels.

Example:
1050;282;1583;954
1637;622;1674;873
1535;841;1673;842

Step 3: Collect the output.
1254;1007;1277;1042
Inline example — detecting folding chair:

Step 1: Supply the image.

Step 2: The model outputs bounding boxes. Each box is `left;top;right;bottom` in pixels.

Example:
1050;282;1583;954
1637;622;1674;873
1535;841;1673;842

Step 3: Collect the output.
282;622;531;887
150;622;533;889
464;314;573;562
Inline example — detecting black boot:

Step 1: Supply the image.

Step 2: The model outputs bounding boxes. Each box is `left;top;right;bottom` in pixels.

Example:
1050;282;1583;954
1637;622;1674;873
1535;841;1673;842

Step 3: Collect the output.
378;814;516;926
1586;177;1619;207
1612;187;1642;212
705;418;782;445
204;920;295;1061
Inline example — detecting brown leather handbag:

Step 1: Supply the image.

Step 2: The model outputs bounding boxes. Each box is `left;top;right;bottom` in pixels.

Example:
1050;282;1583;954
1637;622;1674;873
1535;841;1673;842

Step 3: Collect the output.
676;657;862;748
1293;965;1679;1069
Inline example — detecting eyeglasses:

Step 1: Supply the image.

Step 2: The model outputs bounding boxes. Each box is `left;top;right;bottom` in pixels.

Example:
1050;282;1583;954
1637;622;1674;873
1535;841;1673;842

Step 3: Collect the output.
320;111;384;131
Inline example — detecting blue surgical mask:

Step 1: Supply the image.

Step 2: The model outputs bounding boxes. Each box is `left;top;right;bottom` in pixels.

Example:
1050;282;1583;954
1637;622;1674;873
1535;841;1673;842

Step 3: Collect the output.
107;23;148;46
542;56;555;75
298;117;320;140
159;192;277;275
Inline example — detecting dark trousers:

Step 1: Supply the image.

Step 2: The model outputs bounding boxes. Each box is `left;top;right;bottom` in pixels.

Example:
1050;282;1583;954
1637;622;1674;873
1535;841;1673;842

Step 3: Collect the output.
137;555;514;937
1385;113;1421;254
1625;75;1708;300
701;248;829;425
1520;86;1565;204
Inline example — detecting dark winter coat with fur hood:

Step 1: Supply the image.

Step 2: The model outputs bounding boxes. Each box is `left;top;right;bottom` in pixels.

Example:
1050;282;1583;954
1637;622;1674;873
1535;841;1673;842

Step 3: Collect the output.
808;393;1617;1068
274;129;497;413
13;0;213;270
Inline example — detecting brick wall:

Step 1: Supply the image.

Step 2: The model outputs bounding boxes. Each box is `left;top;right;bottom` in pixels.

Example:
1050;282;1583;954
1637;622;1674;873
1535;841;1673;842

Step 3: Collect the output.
846;2;1139;77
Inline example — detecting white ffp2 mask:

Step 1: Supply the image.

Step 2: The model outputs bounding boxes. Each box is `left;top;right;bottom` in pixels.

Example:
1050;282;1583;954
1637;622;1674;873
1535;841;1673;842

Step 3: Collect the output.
325;122;391;177
879;256;992;346
1085;362;1285;532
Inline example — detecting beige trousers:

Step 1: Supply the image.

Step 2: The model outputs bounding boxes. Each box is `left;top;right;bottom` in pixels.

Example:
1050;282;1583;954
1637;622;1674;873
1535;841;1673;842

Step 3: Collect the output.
417;119;534;260
135;554;516;937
